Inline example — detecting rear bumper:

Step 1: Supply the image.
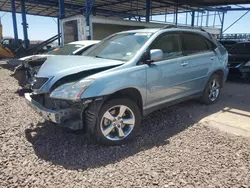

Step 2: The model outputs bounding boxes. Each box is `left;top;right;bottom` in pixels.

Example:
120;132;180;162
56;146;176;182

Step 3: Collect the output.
24;93;73;124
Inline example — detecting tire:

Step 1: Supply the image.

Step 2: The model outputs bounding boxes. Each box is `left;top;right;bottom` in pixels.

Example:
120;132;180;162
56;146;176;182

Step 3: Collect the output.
94;98;141;146
200;74;222;105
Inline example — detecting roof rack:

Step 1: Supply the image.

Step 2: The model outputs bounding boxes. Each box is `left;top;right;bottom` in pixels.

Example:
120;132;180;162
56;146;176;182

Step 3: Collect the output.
161;25;177;29
161;25;207;33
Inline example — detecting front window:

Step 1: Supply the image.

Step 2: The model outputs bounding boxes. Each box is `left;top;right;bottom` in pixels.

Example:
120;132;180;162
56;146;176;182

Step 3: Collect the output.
84;32;153;61
47;44;84;55
151;33;182;59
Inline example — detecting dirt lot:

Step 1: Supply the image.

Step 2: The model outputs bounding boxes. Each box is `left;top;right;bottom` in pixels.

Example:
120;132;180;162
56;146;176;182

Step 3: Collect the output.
0;61;250;188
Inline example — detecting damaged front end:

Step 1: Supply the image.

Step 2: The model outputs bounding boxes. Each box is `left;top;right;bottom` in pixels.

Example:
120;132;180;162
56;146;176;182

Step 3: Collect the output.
24;92;89;130
12;56;48;89
24;55;124;130
24;74;104;130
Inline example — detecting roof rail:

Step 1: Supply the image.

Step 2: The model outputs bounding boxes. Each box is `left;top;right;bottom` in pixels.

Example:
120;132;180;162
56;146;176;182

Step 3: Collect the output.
161;25;177;29
161;25;207;33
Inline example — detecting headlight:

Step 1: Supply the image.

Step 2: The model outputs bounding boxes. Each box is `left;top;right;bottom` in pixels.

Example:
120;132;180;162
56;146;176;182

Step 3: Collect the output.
244;61;250;67
50;79;94;100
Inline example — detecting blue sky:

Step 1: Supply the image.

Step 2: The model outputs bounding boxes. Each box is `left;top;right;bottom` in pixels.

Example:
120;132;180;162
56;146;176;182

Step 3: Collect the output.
1;8;250;40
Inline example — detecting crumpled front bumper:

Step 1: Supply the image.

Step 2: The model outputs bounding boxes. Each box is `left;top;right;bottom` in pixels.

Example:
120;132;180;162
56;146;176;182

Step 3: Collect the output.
24;93;73;124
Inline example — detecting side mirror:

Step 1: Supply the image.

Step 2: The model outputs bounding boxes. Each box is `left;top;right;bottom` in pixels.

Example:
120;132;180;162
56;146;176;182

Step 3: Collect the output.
149;49;163;62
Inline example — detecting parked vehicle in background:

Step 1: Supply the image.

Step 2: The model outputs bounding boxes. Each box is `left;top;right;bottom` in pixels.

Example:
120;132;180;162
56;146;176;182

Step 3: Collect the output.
219;40;237;51
9;40;99;89
24;27;228;145
227;41;250;79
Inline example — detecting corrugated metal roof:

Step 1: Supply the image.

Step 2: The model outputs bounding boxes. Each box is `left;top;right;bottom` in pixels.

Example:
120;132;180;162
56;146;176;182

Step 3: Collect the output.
0;0;250;18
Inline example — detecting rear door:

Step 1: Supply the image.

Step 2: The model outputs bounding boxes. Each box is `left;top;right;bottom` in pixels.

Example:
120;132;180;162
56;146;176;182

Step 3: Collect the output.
180;32;216;94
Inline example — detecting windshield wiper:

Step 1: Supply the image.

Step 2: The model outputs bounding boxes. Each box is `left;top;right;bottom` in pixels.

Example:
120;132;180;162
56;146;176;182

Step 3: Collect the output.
95;55;103;58
94;55;126;61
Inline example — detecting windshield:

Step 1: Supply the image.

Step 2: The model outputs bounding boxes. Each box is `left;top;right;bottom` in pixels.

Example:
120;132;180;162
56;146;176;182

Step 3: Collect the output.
229;43;250;54
84;32;153;61
47;44;84;55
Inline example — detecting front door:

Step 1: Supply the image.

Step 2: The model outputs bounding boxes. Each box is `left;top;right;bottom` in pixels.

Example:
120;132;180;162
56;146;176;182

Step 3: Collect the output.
145;32;190;110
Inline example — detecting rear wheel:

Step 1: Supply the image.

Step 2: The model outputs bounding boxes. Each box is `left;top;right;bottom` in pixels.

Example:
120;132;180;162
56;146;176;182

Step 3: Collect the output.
94;98;141;145
200;74;222;105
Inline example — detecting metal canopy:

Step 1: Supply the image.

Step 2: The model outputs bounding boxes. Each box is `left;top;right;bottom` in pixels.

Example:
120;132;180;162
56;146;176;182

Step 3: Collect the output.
180;0;250;6
1;0;250;18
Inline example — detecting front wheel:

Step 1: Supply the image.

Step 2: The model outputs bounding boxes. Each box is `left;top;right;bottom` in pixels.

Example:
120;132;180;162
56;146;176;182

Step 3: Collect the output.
200;74;222;105
94;98;141;145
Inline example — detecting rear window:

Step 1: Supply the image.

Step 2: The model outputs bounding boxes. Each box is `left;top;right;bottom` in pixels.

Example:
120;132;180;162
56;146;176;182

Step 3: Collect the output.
228;43;250;54
182;33;209;54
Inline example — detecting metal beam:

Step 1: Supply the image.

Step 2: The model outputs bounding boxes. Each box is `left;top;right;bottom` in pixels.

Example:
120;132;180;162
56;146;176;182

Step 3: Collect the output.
223;10;250;33
57;17;60;45
175;6;178;25
191;11;195;26
146;0;150;22
222;7;250;11
59;0;65;19
153;0;204;12
179;0;250;6
1;9;57;17
206;11;209;26
11;0;18;41
220;12;225;37
94;0;128;8
20;0;29;49
85;0;95;40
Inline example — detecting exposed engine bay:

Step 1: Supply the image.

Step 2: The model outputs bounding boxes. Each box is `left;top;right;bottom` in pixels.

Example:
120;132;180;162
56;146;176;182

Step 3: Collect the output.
13;57;47;89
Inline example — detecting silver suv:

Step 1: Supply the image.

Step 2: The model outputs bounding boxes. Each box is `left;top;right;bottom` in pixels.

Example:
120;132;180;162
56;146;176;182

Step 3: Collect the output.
25;27;229;145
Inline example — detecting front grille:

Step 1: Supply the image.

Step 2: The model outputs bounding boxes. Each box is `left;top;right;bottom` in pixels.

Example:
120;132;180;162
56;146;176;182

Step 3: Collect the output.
32;77;49;89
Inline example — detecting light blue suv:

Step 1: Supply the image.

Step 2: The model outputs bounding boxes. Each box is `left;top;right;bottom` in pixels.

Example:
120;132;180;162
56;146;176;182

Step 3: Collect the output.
25;27;228;145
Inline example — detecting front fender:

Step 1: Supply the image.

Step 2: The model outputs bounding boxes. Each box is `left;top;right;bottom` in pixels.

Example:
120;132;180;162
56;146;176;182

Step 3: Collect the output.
81;65;147;106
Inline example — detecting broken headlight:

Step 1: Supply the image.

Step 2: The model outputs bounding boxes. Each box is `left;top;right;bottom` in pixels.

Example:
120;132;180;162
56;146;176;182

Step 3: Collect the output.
50;79;94;100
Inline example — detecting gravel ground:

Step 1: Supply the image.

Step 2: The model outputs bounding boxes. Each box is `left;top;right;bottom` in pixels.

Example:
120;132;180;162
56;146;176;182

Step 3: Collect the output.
0;62;250;188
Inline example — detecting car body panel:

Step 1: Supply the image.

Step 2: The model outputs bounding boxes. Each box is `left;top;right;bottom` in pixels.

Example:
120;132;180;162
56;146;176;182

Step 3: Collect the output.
179;52;215;92
145;56;190;109
81;65;147;105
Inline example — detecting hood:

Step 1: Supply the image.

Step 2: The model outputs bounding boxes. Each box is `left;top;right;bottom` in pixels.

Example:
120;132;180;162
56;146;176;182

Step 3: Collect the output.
19;54;53;61
34;55;124;94
7;54;53;67
37;55;124;78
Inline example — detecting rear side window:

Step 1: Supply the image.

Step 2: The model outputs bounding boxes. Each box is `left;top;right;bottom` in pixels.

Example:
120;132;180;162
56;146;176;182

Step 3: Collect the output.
181;33;209;55
151;33;182;59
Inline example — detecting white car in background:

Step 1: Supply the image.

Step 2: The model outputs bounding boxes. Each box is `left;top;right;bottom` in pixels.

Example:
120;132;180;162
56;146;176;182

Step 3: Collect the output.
9;40;100;89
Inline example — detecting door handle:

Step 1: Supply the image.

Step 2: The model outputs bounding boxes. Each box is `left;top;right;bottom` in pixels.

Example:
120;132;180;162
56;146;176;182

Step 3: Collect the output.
211;57;215;60
181;62;189;67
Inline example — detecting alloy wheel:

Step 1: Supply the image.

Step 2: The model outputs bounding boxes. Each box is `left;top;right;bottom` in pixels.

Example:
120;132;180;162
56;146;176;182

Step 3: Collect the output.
208;79;220;101
100;105;135;141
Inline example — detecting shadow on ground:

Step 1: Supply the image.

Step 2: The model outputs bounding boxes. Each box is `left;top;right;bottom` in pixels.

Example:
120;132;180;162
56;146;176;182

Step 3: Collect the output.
24;81;250;171
25;102;194;170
